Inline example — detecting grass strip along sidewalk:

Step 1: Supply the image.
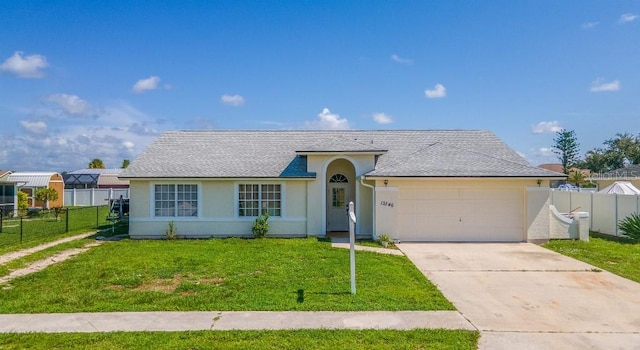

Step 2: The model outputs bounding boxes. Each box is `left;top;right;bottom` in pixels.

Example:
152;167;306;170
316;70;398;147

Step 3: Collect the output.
0;329;479;350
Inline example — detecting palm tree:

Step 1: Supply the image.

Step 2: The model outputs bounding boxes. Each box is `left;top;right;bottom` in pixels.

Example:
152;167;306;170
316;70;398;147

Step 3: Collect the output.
567;169;586;187
88;158;106;169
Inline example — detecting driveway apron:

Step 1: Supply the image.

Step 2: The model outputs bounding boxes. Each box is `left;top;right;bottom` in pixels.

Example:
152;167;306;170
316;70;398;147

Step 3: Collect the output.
398;243;640;349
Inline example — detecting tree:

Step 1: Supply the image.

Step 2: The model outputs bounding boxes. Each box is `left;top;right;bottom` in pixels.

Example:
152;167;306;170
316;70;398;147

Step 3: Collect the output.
34;188;58;210
88;158;106;169
580;133;640;173
17;190;28;213
552;129;580;174
567;169;587;187
121;159;130;169
580;148;609;173
602;133;640;169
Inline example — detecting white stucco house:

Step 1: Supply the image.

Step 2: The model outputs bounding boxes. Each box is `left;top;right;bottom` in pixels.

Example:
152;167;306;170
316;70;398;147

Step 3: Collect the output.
119;130;565;242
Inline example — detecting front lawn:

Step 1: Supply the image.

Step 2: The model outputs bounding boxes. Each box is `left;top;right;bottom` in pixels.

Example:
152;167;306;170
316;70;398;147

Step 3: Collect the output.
0;329;479;349
544;234;640;283
0;238;453;313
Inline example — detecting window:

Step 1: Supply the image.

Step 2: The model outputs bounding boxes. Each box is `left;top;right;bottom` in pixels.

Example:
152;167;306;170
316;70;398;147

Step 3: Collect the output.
239;184;281;217
154;184;198;217
332;188;345;208
329;174;348;183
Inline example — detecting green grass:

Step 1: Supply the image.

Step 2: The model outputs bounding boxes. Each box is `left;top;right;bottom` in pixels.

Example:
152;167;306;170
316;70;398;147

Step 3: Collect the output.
0;238;453;313
0;329;479;349
544;233;640;283
0;206;111;255
0;238;93;277
356;239;398;250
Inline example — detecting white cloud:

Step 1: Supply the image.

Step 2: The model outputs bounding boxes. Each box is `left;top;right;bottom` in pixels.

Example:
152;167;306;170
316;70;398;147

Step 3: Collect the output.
619;13;638;23
536;147;555;157
45;94;91;116
590;78;620;92
132;76;161;93
0;51;48;78
2;100;172;171
581;21;599;29
19;120;48;134
220;94;246;106
532;121;562;134
306;108;350;130
424;83;446;99
391;54;413;64
372;112;394;124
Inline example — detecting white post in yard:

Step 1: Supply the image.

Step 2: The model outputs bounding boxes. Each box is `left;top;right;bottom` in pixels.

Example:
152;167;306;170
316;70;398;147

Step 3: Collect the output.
348;201;357;295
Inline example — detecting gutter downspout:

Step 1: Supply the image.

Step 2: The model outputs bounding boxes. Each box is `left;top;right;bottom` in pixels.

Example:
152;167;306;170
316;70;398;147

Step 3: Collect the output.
360;176;375;236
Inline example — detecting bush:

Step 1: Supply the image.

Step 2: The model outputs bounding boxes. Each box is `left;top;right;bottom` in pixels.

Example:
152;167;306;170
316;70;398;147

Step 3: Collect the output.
34;188;58;209
618;213;640;242
378;233;393;247
252;213;269;238
17;190;28;214
165;221;178;240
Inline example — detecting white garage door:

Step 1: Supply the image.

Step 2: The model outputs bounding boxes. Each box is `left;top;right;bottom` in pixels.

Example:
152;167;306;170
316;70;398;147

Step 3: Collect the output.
397;186;524;242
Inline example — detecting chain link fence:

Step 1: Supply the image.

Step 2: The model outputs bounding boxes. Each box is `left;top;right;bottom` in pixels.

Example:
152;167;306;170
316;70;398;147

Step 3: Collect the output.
0;206;110;251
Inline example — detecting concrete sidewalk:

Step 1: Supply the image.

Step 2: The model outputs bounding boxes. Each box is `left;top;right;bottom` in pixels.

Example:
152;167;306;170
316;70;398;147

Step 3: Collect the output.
0;311;474;333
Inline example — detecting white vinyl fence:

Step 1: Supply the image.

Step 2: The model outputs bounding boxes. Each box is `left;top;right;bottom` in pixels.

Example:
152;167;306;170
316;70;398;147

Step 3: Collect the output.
64;188;129;207
550;190;640;237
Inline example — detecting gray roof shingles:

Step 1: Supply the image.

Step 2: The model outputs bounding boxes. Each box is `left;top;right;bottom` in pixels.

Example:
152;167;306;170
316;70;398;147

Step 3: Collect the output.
120;130;565;179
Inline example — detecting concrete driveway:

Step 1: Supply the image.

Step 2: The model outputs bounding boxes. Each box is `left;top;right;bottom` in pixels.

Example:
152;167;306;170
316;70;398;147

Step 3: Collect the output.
398;243;640;349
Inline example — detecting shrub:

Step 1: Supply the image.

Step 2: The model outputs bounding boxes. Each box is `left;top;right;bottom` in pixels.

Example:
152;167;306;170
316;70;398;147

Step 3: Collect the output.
34;188;59;209
618;213;640;242
165;221;178;240
252;212;269;238
378;233;393;247
17;190;28;215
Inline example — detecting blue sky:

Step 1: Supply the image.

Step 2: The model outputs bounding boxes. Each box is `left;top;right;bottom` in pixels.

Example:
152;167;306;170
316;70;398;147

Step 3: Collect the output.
1;1;638;171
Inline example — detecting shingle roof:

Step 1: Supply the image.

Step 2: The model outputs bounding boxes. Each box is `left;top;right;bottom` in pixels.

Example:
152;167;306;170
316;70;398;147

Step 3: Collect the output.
120;130;565;178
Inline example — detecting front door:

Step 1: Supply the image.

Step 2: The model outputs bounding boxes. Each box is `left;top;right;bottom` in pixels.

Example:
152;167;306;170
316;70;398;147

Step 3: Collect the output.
327;174;349;231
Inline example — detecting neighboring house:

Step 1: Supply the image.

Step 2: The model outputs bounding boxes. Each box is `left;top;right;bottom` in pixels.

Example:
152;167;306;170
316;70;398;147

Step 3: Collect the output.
0;170;17;216
7;172;65;208
120;130;565;242
538;163;564;174
64;168;129;189
538;164;592;188
592;164;640;190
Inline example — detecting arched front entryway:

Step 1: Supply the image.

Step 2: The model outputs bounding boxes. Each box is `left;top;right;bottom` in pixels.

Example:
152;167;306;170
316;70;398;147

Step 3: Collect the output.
325;159;356;232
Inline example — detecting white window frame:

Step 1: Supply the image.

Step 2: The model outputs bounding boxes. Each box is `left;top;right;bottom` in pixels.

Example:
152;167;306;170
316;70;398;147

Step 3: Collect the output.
151;182;200;219
235;182;285;218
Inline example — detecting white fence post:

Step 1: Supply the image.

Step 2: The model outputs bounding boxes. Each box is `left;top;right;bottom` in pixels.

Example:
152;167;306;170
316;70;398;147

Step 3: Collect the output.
589;192;595;232
615;194;619;236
